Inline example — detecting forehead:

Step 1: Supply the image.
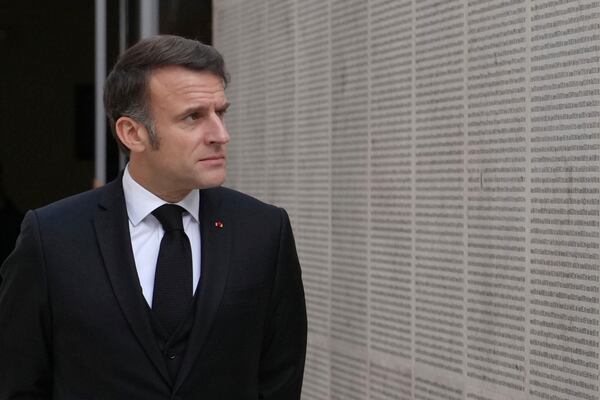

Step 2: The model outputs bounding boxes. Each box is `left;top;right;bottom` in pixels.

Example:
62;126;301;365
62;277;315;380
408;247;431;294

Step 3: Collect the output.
148;66;226;105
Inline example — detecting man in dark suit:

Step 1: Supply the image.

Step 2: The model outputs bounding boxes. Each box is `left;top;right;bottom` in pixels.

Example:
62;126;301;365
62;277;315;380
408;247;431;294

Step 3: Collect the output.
0;35;307;399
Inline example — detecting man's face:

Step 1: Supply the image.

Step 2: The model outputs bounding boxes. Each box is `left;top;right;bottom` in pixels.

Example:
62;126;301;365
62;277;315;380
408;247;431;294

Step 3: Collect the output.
136;66;230;197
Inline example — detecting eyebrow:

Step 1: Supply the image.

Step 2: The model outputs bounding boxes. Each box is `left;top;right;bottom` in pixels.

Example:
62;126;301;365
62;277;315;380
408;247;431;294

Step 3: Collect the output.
178;102;231;119
218;102;231;112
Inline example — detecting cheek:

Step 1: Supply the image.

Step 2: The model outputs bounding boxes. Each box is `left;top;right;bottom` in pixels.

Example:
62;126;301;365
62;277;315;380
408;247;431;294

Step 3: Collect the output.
169;140;196;161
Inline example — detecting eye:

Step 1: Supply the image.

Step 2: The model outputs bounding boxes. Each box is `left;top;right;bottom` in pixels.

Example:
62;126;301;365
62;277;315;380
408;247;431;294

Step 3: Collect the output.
216;109;227;119
185;112;201;121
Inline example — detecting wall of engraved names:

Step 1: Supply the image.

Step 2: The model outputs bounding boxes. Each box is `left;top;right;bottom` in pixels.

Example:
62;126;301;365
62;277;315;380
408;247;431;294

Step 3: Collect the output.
213;0;600;399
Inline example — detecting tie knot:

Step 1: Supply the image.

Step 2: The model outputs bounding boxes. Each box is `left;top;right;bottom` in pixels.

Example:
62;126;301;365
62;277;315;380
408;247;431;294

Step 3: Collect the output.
152;204;185;232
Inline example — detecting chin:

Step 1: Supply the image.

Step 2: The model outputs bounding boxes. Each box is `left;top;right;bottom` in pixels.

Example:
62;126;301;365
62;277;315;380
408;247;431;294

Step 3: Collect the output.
197;175;226;189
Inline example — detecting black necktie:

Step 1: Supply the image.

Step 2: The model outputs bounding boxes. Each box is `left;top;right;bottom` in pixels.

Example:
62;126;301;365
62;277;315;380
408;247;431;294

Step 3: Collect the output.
151;204;193;335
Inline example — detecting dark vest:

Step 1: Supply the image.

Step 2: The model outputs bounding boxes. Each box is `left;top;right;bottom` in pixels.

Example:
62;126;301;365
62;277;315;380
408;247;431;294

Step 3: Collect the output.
147;297;197;381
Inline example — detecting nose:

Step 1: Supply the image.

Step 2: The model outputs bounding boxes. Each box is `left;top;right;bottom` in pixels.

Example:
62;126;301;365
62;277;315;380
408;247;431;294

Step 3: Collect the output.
207;113;230;145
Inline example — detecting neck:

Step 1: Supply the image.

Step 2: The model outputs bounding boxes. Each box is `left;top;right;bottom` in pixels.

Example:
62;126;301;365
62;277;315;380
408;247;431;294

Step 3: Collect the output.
127;163;191;203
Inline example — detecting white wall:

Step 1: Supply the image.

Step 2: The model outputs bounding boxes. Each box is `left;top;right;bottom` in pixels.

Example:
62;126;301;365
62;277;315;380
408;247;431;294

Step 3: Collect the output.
214;1;600;399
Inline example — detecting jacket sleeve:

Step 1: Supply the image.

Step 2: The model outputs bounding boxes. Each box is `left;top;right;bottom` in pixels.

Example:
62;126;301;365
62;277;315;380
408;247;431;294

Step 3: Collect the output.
0;211;52;399
258;208;307;400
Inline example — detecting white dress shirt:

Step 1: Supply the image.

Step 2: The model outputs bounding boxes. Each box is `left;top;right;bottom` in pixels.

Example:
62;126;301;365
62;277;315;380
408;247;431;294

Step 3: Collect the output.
122;166;201;307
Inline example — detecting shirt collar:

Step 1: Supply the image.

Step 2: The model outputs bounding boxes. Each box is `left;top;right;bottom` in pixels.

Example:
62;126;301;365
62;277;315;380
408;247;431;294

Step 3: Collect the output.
122;165;200;227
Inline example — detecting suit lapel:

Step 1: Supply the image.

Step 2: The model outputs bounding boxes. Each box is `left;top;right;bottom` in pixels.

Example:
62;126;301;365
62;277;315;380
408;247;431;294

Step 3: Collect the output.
174;188;231;391
93;178;171;385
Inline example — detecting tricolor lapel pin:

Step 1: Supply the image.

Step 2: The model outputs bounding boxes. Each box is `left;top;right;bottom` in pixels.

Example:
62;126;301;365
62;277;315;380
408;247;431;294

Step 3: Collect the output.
214;220;224;229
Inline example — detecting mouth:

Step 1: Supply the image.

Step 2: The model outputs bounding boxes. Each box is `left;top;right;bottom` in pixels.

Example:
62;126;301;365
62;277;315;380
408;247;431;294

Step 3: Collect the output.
199;154;226;161
198;154;227;167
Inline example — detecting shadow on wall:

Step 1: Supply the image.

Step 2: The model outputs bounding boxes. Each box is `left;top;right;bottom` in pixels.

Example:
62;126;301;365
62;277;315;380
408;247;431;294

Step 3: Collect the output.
0;163;23;265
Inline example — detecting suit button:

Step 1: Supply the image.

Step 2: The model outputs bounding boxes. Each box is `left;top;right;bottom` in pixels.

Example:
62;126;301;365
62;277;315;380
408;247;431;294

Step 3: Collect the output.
168;354;177;360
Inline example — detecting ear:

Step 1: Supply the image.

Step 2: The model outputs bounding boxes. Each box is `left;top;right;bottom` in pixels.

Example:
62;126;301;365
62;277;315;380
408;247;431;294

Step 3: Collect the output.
115;117;148;153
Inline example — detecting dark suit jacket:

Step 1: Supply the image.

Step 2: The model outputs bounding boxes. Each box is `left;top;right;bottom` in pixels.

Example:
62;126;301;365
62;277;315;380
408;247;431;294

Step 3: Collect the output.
0;178;307;399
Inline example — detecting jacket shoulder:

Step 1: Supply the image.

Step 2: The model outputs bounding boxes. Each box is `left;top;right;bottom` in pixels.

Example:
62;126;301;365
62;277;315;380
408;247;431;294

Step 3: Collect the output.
208;186;281;213
33;181;116;227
